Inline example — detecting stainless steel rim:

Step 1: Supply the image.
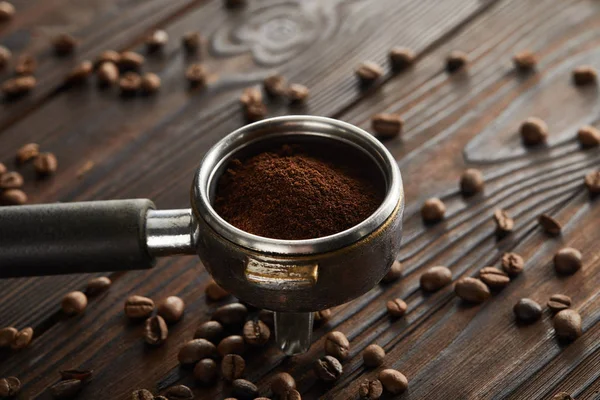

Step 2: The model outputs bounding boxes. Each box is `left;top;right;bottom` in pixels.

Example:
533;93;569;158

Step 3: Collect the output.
193;116;403;255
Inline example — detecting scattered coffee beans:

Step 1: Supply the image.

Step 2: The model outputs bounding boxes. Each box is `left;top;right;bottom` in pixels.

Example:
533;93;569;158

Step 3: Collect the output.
239;87;262;107
0;1;15;21
454;277;490;304
314;309;332;323
554;247;582;275
584;170;600;194
132;389;154;400
501;252;524;277
271;372;295;396
119;72;142;95
263;74;287;97
222;354;245;381
389;47;415;71
446;51;468;73
205;280;229;301
243;320;270;346
16;143;39;164
194;358;217;385
157;296;185;323
65;61;93;85
378;369;408;394
356;61;384;83
11;327;33;350
164;385;193;400
283;389;301;400
371;113;403;139
0;171;23;189
420;266;452;292
572;65;597;86
60;369;93;381
144;315;168;346
124;295;155;319
232;379;258;399
479;267;510;289
577;125;600;147
421;197;446;223
218;335;246;356
178;339;218;364
15;54;36;75
552;393;574;400
363;344;385;367
212;303;248;327
119;51;145;71
182;32;202;53
359;379;383;400
519;117;548;146
146;30;168;53
512;50;537;71
194;320;224;344
2;76;36;97
141;73;161;94
61;291;88;315
96;62;119;86
86;276;111;296
493;209;514;235
53;34;78;56
324;331;350;360
0;377;20;396
553;309;582;341
186;63;208;86
314;356;343;382
96;50;121;67
0;45;10;69
34;152;58;176
382;260;403;283
538;213;561;236
513;298;542;323
0;189;27;205
386;298;407;318
460;168;484;196
548;294;572;313
49;379;82;398
287;83;309;103
0;327;17;347
245;102;267;122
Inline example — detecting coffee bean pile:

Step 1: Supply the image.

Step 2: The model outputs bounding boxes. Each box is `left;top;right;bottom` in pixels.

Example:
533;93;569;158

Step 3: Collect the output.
123;294;185;346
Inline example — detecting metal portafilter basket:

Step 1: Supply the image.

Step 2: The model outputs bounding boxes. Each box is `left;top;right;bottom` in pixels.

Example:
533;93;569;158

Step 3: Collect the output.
0;116;404;355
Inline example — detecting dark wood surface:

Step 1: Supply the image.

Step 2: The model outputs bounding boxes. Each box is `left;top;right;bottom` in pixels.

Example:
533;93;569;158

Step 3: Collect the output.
0;0;599;398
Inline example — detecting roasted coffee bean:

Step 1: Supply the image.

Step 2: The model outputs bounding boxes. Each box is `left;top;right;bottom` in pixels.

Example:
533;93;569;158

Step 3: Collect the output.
119;51;145;71
520;117;548;146
95;50;121;67
513;50;537;71
0;171;23;189
221;354;245;381
378;369;408;394
548;294;572;313
0;327;17;347
132;389;154;400
49;379;82;398
65;61;93;84
239;87;262;107
11;327;33;350
32;153;56;178
359;379;383;400
386;298;407;318
119;72;142;95
164;384;193;400
584;170;600;194
363;344;385;368
513;298;542;323
493;209;514;235
242;320;270;346
60;369;93;382
554;247;582;275
552;392;574;400
577;125;600;148
141;73;161;94
371;113;403;139
86;276;111;296
501;252;524;277
573;65;597;86
96;62;119;86
157;296;185;323
124;295;154;319
0;376;20;396
314;309;332;323
218;335;245;356
186;63;208;86
263;74;286;97
460;168;484;196
231;379;258;400
454;277;490;304
0;189;27;205
0;162;5;175
553;309;582;341
381;260;403;283
144;315;168;346
146;30;168;53
205;280;229;301
53;34;78;56
324;331;350;360
420;266;452;292
271;372;295;396
16;143;39;164
538;214;561;236
282;389;301;400
287;83;309;103
258;310;275;328
0;45;10;69
0;1;15;21
182;32;202;53
193;358;217;385
389;47;415;71
244;102;267;122
194;321;224;344
314;356;343;382
446;51;468;73
61;291;88;315
356;61;384;83
212;303;248;327
178;339;218;364
15;54;36;75
479;267;510;289
421;197;446;223
2;76;35;97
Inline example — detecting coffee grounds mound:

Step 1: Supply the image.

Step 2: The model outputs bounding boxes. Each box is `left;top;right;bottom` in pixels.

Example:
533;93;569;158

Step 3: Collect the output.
214;144;385;240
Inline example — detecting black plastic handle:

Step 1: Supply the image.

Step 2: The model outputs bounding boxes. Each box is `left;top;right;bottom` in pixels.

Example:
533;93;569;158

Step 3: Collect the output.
0;199;156;278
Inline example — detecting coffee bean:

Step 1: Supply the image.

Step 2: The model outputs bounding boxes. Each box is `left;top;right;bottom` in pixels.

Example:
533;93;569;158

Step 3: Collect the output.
96;62;119;86
178;339;218;364
382;260;403;283
552;392;574;400
193;358;217;385
577;125;600;148
460;168;484;196
15;54;36;75
243;320;270;346
146;30;168;53
573;65;597;86
287;83;309;103
124;295;155;319
263;74;287;97
65;61;93;85
59;369;93;382
141;73;161;94
132;389;154;400
11;327;33;350
2;76;35;98
282;389;301;400
584;170;600;194
53;34;78;56
386;298;407;318
0;1;15;21
119;51;145;71
420;266;452;292
371;113;403;139
218;335;245;356
86;276;111;296
513;298;542;323
212;303;248;327
454;277;490;304
194;321;224;344
164;384;193;400
520;117;548;146
205;280;230;301
231;379;258;400
0;327;17;347
538;214;561;236
359;379;383;400
446;50;468;73
0;376;20;396
554;247;582;275
479;267;510;289
144;315;168;346
314;356;343;382
314;309;332;323
324;331;350;360
61;291;88;315
378;369;408;394
363;344;385;368
244;102;267;122
501;252;524;277
95;50;121;67
182;32;202;53
421;197;446;223
0;171;23;189
119;72;142;95
270;372;295;396
389;47;415;71
186;64;208;86
493;209;514;235
512;50;537;71
356;61;384;83
221;354;245;381
0;45;10;69
258;310;275;328
239;87;262;107
548;294;572;313
16;143;39;164
0;189;27;205
157;296;185;323
553;309;582;341
49;379;82;398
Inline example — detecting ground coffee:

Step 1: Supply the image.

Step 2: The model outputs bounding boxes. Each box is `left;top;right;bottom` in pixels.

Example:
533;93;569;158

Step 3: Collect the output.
214;143;384;240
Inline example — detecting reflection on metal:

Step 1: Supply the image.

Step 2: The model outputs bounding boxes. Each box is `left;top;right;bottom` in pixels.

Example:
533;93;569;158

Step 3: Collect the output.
245;258;318;290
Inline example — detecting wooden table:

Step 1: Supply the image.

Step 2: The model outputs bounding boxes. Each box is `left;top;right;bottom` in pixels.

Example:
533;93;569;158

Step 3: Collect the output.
1;0;599;398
